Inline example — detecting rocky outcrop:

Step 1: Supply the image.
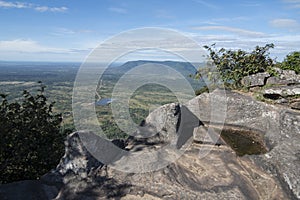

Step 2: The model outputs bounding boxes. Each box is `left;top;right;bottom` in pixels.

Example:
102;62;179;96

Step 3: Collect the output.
266;68;300;85
263;85;300;98
0;180;58;200
0;89;299;199
40;133;288;199
187;89;300;199
241;72;270;87
56;131;104;178
291;101;300;110
58;89;300;199
241;68;300;88
241;68;300;111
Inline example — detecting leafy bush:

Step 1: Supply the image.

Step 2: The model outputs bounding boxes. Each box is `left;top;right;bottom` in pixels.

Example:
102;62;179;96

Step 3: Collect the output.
279;51;300;74
0;83;65;184
201;43;276;88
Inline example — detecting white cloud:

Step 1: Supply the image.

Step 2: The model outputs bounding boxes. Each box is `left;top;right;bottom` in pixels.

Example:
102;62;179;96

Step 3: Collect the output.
0;0;68;12
0;1;31;8
189;32;300;61
191;0;219;9
192;26;267;37
1;30;300;62
108;7;127;14
55;28;76;35
0;39;69;53
270;19;300;30
155;10;175;19
282;0;300;8
35;6;68;13
0;39;91;61
239;2;262;7
51;28;94;36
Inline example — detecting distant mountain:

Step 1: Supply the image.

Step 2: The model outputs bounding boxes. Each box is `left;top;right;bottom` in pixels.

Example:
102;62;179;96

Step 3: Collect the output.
100;60;205;90
105;60;199;76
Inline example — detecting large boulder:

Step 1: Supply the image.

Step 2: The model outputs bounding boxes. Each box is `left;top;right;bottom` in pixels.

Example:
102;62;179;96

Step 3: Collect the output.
266;68;300;85
0;180;58;200
291;101;300;110
187;89;300;199
0;89;299;199
241;72;270;87
54;137;288;199
263;85;300;98
50;90;300;199
55;131;104;179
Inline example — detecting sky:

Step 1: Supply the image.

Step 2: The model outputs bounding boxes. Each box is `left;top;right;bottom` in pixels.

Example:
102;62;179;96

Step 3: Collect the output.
0;0;300;62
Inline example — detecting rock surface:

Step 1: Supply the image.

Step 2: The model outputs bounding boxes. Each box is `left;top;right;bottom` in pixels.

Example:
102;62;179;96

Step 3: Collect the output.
239;68;300;111
241;68;300;88
291;101;300;110
241;72;270;87
0;89;299;199
263;85;300;98
266;68;300;85
187;89;300;199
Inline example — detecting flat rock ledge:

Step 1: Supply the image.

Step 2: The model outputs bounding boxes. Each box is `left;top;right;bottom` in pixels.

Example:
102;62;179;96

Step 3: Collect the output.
0;89;299;200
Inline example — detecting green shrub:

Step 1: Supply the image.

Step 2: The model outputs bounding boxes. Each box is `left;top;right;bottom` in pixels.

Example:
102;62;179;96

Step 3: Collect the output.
201;43;276;88
280;51;300;74
0;83;65;184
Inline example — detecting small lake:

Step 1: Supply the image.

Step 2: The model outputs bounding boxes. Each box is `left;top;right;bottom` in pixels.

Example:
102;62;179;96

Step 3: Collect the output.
95;98;114;106
218;128;267;156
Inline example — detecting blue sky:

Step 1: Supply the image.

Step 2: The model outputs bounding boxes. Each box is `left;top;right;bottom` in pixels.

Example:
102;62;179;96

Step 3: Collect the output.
0;0;300;62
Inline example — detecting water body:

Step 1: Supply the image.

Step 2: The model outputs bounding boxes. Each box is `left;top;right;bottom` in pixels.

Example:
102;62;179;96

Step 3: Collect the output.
219;128;267;156
95;98;114;106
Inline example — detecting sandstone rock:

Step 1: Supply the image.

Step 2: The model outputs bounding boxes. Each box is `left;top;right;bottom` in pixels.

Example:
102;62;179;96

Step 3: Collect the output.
0;180;58;200
266;68;300;86
53;90;300;199
241;72;270;87
187;89;300;199
136;103;181;142
116;143;286;200
1;90;299;199
291;102;300;110
52;143;288;200
266;76;295;85
275;98;288;104
55;131;103;179
129;103;200;149
263;85;300;98
193;125;225;145
193;125;207;142
53;90;299;199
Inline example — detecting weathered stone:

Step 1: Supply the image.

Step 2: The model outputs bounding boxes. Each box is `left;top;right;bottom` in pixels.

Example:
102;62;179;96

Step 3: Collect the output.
266;68;300;85
1;90;299;199
291;102;300;110
125;103;181;151
275;98;289;104
193;125;225;145
55;131;103;179
193;125;207;142
54;91;300;199
266;76;295;85
0;180;58;200
56;142;287;200
187;89;300;199
263;85;300;98
241;72;270;87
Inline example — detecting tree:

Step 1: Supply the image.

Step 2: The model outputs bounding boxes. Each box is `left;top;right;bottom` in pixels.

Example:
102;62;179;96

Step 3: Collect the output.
280;51;300;74
201;43;276;88
0;83;65;184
